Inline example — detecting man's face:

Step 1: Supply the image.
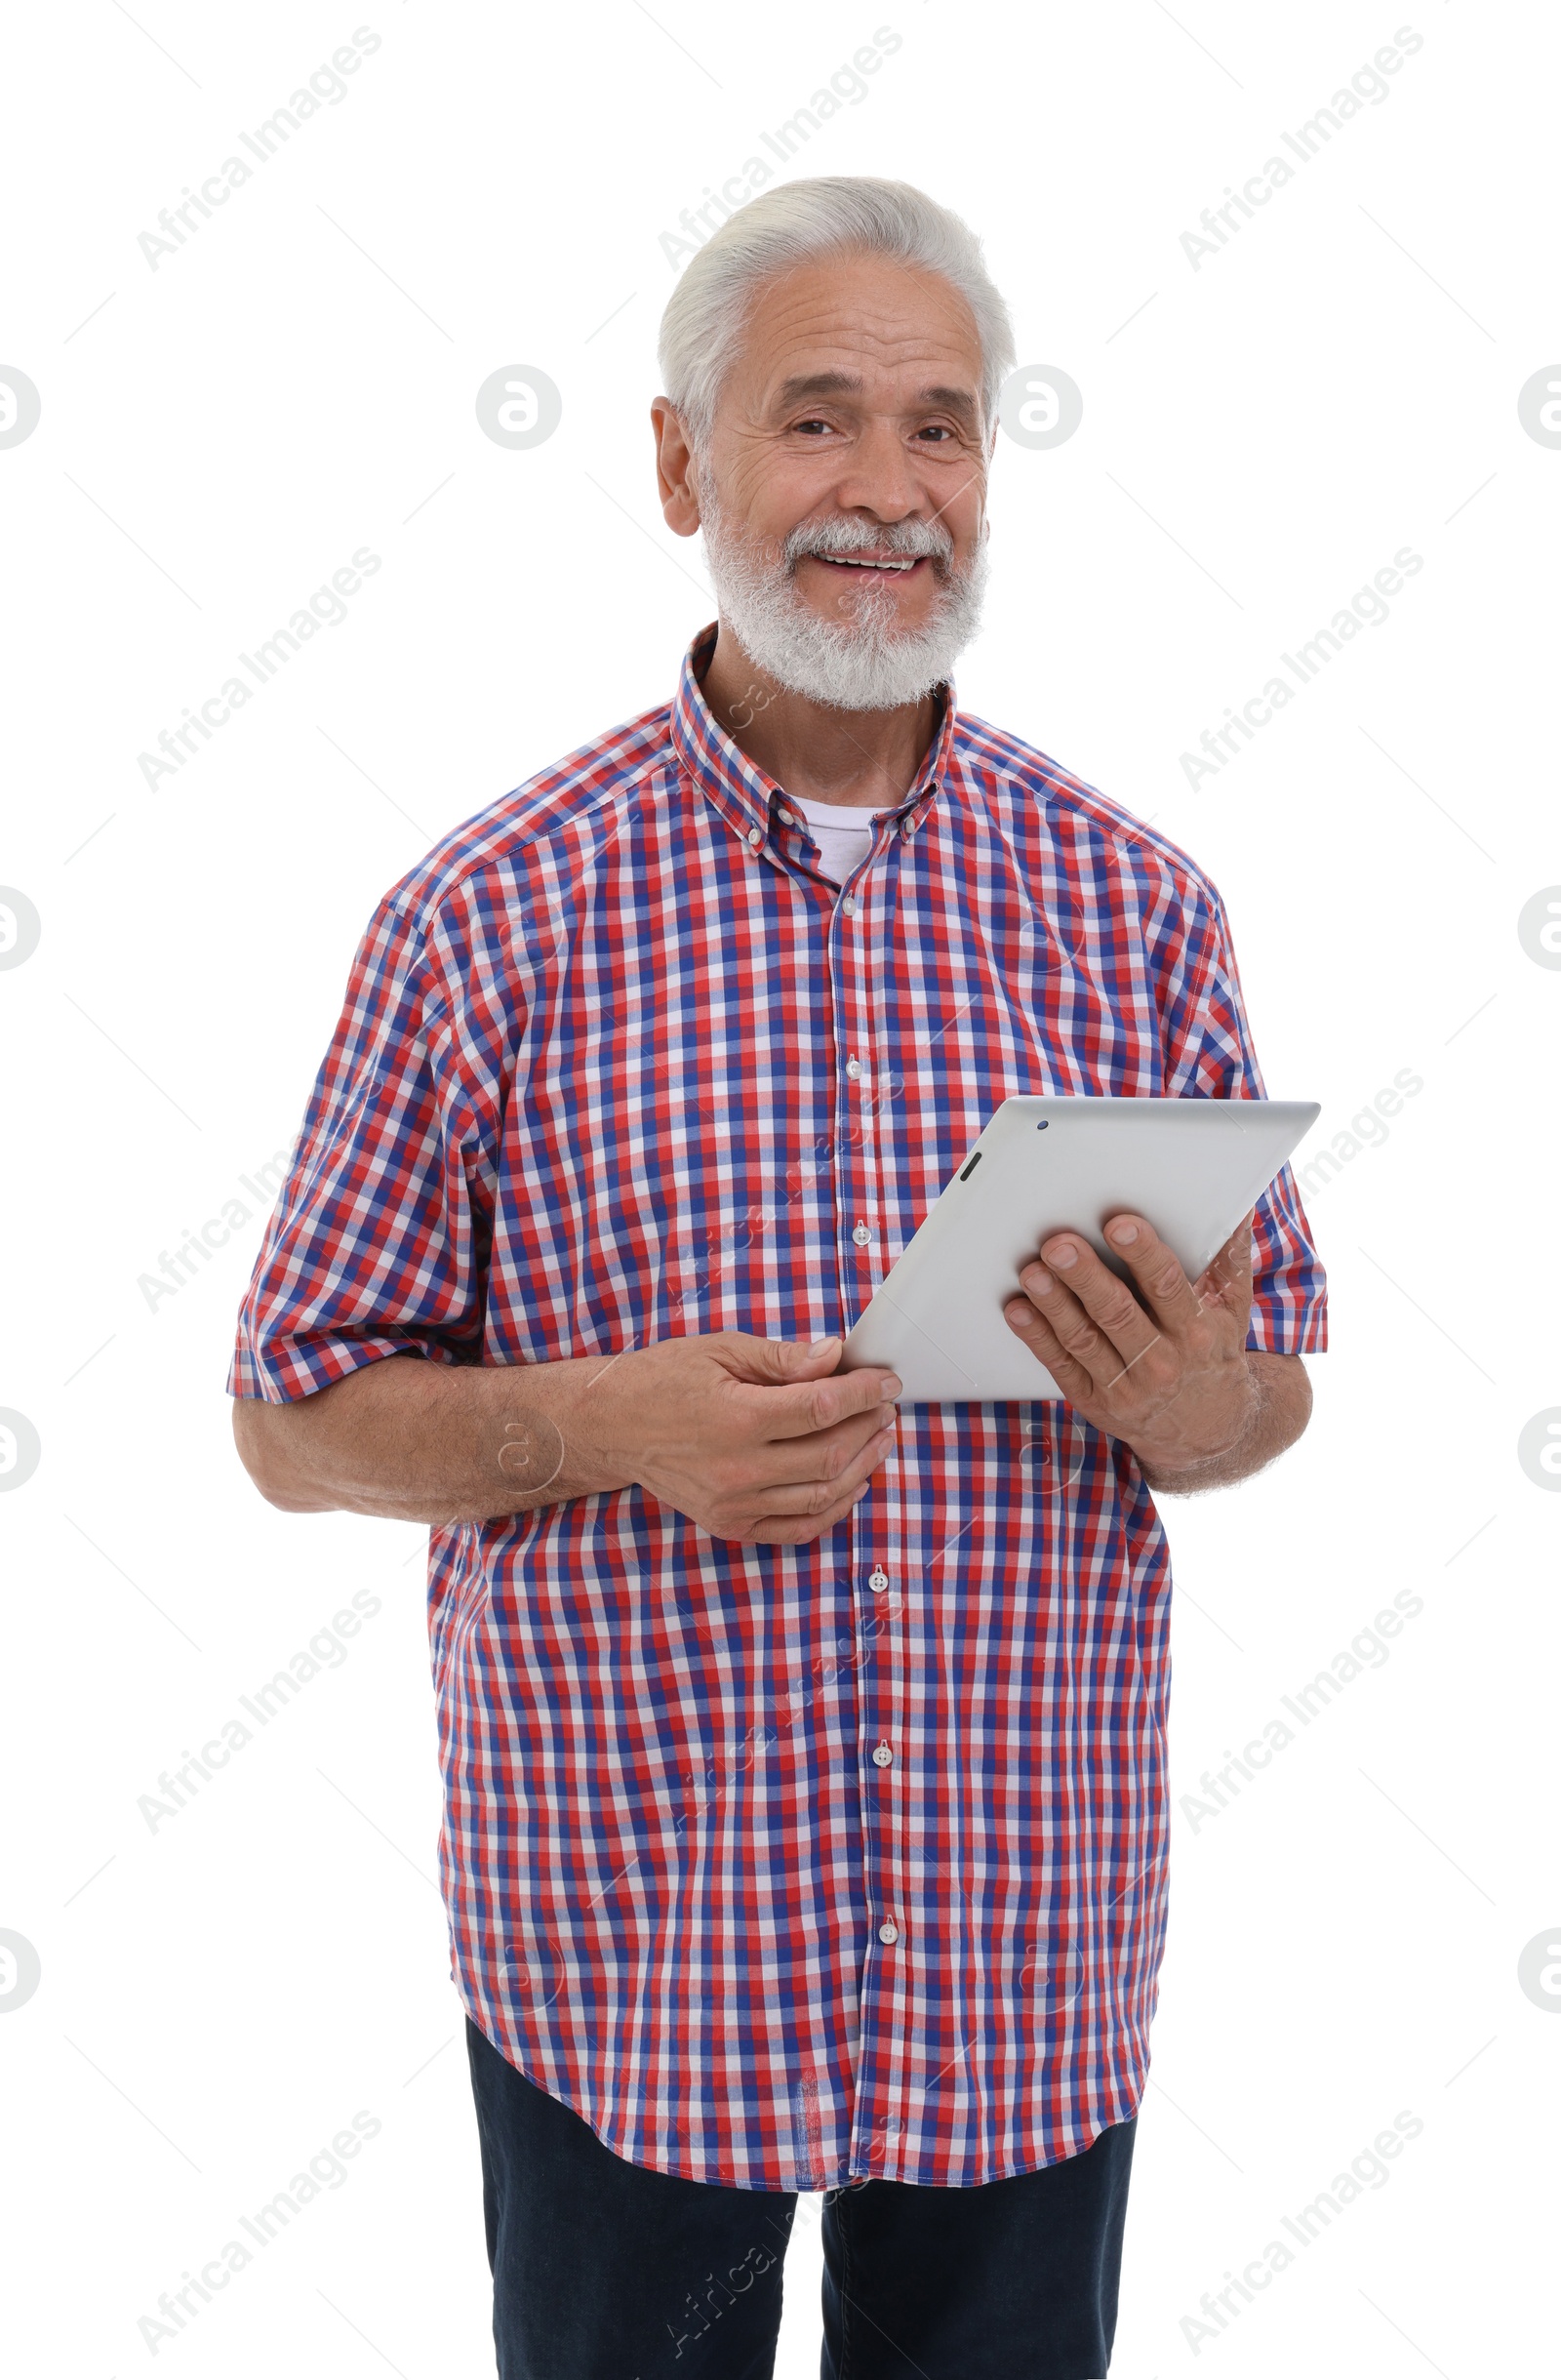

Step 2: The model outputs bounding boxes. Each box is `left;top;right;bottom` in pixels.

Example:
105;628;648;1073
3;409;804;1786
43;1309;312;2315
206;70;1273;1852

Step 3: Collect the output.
682;253;992;708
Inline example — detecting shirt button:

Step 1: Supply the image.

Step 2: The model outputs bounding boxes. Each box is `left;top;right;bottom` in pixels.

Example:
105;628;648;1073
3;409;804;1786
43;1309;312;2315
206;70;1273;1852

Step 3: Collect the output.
868;1567;890;1593
852;1222;871;1247
777;808;794;825
746;827;763;849
878;1920;899;1945
871;1742;894;1768
845;1057;861;1080
841;896;857;915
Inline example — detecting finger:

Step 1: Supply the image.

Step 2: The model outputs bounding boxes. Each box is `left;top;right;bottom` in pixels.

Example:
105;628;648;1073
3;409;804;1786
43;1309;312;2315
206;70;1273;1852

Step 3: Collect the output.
708;1331;852;1387
742;1361;903;1441
746;1415;898;1515
708;1330;902;1407
1090;1212;1206;1334
1021;1235;1162;1376
1001;1293;1106;1402
754;1400;900;1488
748;1500;873;1545
699;1332;901;1439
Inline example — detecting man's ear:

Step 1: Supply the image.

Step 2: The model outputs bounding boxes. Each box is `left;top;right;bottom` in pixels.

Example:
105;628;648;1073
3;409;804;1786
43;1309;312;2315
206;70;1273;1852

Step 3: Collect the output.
652;398;702;539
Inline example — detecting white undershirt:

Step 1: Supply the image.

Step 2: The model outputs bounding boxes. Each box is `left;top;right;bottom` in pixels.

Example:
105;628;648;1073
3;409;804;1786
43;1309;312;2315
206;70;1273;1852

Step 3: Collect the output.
788;792;880;887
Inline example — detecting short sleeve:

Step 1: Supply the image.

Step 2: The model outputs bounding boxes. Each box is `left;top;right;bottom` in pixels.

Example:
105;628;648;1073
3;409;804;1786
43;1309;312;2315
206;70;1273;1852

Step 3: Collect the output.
228;883;504;1402
1158;878;1327;1356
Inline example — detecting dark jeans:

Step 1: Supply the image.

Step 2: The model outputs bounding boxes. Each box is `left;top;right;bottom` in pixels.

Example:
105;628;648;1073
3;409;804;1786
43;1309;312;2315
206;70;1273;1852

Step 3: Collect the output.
465;2016;1135;2379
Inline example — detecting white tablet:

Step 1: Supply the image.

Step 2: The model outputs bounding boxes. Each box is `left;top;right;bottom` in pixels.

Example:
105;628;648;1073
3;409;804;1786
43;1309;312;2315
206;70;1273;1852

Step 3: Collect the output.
841;1095;1320;1402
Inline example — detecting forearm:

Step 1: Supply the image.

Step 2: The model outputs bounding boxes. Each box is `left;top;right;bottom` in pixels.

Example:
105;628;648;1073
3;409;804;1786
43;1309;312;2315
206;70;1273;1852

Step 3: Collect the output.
1133;1351;1311;1496
231;1351;636;1525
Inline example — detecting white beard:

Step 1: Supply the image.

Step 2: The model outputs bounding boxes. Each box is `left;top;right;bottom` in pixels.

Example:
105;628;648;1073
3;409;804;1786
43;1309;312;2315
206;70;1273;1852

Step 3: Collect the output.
697;481;989;712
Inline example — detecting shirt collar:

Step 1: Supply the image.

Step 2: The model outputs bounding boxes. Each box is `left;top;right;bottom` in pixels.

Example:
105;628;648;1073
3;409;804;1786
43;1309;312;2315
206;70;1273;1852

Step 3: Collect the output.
670;621;960;854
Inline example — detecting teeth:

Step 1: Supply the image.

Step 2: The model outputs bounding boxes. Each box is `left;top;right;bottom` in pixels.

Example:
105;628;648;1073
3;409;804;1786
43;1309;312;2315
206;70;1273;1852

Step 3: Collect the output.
821;554;917;570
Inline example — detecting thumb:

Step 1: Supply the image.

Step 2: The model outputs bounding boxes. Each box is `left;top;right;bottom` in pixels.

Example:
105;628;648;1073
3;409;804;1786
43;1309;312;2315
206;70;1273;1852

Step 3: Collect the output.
725;1333;843;1385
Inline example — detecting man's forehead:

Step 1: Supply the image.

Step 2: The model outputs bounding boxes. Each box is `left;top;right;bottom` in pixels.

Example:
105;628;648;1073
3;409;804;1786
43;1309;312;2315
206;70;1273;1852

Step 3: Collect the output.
736;261;982;401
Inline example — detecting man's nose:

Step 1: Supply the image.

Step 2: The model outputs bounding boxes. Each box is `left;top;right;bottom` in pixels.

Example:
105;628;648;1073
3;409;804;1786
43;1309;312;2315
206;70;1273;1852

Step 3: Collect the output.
826;417;924;521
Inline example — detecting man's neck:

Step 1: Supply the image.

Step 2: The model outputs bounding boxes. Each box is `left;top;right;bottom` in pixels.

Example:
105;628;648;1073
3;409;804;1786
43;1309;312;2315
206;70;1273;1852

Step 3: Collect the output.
700;625;941;812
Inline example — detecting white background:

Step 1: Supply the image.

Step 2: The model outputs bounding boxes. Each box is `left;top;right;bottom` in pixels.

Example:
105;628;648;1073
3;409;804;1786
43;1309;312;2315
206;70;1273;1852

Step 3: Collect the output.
2;1;1557;2372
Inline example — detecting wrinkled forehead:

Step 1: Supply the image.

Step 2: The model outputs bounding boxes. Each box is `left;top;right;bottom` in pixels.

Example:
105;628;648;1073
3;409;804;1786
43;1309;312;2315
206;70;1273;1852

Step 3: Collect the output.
720;255;986;424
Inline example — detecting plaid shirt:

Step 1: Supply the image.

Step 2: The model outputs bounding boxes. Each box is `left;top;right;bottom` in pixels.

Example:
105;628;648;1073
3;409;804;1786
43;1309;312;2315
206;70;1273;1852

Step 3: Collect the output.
230;625;1326;2191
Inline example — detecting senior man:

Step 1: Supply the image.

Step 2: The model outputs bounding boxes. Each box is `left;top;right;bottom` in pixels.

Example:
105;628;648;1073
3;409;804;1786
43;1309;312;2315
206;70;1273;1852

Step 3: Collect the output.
231;178;1325;2379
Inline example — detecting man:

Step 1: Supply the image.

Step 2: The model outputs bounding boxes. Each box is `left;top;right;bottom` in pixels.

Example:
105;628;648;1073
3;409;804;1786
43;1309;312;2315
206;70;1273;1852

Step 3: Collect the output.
231;177;1325;2378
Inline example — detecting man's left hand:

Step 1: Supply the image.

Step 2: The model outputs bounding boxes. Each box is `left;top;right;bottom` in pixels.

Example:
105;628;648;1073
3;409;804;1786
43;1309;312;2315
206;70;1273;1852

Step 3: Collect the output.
1003;1209;1260;1475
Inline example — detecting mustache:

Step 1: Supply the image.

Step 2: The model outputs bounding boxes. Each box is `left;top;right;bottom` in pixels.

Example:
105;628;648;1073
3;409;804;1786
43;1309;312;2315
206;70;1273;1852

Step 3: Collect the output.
780;514;956;570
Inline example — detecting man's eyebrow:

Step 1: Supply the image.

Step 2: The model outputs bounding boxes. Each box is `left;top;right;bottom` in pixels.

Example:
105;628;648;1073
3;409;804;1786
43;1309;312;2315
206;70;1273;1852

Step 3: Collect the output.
917;383;980;426
773;372;981;425
775;371;863;406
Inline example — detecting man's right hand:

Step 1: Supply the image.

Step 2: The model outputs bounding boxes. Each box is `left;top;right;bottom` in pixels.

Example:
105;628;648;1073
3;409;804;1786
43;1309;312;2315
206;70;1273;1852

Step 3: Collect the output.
232;1330;901;1543
580;1332;901;1547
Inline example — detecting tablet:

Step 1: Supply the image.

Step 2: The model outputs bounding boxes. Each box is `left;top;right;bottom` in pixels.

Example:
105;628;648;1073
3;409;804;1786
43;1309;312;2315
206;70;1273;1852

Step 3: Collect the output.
840;1094;1320;1402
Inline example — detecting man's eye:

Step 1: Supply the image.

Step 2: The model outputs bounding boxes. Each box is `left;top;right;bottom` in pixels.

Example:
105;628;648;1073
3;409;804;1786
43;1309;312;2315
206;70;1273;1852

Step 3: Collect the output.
917;424;954;443
791;418;833;435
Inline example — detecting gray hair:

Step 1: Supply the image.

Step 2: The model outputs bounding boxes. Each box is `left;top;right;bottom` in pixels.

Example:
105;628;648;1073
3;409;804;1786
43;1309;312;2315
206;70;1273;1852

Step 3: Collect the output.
657;176;1016;452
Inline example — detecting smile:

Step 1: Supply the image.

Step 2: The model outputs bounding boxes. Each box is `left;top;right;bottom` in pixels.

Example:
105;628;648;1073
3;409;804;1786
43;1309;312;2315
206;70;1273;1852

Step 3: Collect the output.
811;553;925;573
